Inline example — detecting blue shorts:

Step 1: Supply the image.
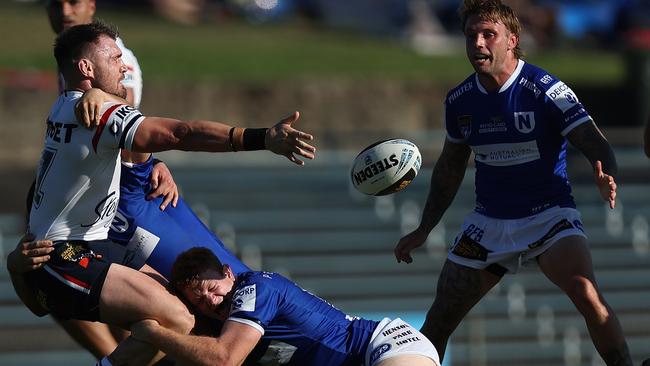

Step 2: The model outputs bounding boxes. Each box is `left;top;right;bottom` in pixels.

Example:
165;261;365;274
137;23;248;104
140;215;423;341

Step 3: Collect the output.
24;239;144;321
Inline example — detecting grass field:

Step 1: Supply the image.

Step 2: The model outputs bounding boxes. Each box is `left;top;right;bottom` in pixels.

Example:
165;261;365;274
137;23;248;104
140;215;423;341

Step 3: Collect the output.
0;2;626;84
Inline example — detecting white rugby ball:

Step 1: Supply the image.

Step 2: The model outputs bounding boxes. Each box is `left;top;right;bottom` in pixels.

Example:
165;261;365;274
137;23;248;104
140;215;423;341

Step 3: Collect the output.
351;139;422;196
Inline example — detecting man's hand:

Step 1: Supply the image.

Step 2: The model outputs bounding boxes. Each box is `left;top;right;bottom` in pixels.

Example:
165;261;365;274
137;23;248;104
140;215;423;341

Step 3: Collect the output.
74;88;130;128
394;228;429;264
7;234;54;273
75;88;107;128
265;112;316;165
130;319;161;341
594;160;617;209
147;161;179;211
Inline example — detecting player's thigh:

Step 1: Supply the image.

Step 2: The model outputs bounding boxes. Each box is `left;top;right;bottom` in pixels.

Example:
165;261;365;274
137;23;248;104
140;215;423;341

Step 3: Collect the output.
99;263;193;330
376;355;437;366
537;235;597;289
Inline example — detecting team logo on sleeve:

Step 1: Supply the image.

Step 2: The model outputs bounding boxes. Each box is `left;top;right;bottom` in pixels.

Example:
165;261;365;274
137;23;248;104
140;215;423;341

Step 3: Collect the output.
457;115;472;138
231;284;256;313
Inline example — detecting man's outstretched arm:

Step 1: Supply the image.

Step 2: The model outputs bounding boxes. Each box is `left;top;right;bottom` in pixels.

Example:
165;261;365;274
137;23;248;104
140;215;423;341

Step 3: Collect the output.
131;319;261;366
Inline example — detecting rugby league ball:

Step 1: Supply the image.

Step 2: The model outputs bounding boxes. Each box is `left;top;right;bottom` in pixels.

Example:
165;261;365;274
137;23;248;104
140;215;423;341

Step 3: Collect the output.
351;139;421;196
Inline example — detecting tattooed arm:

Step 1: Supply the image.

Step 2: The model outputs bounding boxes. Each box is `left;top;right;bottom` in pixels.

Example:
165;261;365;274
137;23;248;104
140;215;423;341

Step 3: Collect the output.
395;139;471;263
567;120;618;208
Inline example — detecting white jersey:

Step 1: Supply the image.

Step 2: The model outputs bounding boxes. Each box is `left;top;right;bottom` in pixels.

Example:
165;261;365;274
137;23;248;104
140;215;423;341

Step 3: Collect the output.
29;91;145;241
115;37;143;108
57;36;142;108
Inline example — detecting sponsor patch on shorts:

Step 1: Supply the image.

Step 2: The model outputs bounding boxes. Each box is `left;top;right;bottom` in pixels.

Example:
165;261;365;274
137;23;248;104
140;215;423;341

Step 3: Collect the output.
452;234;490;261
370;343;391;364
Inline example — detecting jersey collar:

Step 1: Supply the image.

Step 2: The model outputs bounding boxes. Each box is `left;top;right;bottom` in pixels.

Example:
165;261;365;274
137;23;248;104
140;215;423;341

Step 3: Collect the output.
475;59;525;94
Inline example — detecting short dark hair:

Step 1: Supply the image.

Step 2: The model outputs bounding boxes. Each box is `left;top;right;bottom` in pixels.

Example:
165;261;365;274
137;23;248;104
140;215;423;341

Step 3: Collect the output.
54;21;118;75
459;0;524;59
171;247;225;291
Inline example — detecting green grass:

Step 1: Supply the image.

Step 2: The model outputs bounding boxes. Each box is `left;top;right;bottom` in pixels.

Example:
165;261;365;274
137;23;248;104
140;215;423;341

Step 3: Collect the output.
0;2;625;84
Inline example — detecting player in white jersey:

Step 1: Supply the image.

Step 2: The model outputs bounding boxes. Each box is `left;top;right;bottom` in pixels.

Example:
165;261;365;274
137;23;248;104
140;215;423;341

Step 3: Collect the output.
393;1;632;365
10;22;315;366
44;1;179;359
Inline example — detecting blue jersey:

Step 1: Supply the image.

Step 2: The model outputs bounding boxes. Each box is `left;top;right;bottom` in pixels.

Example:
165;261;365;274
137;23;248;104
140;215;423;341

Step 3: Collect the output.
445;60;591;219
228;272;379;366
108;157;250;278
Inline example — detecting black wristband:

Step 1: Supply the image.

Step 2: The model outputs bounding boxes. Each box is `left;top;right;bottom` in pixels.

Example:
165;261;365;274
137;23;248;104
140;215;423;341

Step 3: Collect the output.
243;128;268;151
152;158;164;165
228;127;237;152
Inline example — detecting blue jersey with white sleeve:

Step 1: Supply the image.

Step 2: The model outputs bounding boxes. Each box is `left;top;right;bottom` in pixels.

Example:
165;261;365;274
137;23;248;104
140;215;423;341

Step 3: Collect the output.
445;60;591;219
108;157;250;278
227;272;379;366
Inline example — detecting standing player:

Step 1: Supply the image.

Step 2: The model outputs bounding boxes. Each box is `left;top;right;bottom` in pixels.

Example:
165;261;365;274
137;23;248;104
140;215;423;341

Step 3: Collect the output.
393;1;632;364
13;21;315;366
130;247;440;366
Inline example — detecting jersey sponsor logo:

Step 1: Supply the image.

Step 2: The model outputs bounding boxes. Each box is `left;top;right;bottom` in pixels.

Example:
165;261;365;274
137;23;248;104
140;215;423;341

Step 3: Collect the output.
513;112;535;133
452;233;491;261
564;107;587;123
518;77;541;98
546;81;579;112
540;74;553;84
110;210;130;233
258;341;297;365
473;140;540;166
370;344;391;364
46;120;77;144
448;81;473;104
232;284;256;313
479;116;507;134
125;226;160;263
81;191;119;228
457;115;472;138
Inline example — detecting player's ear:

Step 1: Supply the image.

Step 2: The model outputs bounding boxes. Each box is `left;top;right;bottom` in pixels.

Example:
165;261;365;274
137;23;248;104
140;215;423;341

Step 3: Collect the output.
508;32;518;51
78;58;94;79
223;264;233;279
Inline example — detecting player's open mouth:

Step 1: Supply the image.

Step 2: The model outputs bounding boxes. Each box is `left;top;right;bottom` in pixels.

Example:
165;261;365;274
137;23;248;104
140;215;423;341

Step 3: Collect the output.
474;54;490;62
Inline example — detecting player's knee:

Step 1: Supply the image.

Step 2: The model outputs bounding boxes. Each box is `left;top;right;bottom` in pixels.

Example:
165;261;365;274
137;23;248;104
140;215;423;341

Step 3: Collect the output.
565;277;608;318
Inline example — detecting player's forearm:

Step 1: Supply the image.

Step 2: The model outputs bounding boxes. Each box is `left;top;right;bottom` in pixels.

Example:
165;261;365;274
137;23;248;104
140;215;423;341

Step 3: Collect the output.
133;118;232;153
568;121;618;177
419;155;468;232
136;324;232;366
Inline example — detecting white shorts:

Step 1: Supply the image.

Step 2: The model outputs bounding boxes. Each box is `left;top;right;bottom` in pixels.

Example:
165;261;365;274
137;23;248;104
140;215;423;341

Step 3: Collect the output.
448;206;587;274
365;318;440;366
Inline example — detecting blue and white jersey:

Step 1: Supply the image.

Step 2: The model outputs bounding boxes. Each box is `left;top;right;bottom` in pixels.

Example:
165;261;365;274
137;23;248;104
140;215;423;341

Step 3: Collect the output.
108;157;250;278
228;272;379;366
445;60;591;219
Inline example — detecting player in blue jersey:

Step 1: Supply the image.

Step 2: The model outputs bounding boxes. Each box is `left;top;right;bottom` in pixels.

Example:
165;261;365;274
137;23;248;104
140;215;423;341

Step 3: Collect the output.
127;247;440;366
394;1;632;365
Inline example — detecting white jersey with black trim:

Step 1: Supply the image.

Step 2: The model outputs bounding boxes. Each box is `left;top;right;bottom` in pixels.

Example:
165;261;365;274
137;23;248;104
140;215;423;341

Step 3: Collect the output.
29;91;145;241
57;36;142;108
445;59;591;219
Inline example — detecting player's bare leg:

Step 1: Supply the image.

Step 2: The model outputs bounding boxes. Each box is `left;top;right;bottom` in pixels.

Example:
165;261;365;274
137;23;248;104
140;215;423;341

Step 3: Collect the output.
376;354;438;366
420;260;501;361
538;235;632;366
99;264;194;365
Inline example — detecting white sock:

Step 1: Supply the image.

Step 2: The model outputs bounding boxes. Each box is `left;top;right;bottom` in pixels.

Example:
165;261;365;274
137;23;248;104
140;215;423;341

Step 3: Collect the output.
95;356;113;366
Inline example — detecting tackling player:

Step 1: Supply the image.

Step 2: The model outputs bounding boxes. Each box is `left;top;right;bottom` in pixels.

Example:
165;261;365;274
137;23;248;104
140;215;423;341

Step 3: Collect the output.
393;0;632;364
11;21;315;366
130;247;440;366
